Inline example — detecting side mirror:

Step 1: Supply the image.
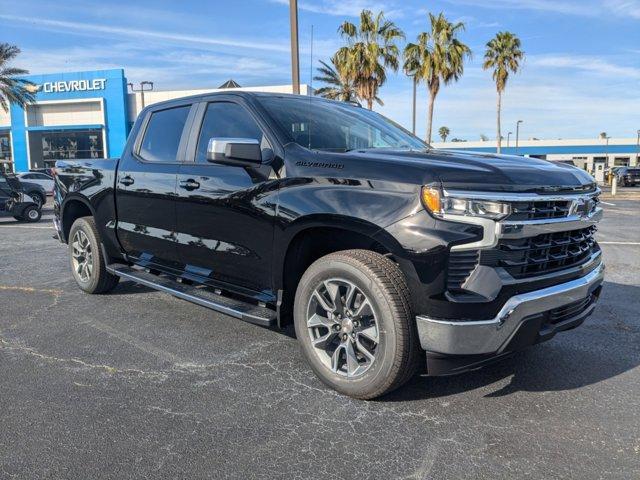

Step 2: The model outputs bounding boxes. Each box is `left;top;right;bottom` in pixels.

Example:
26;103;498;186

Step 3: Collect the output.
207;138;262;166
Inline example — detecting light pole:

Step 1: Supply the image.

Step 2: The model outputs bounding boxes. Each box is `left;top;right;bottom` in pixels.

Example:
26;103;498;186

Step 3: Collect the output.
515;120;523;155
636;129;640;166
507;131;513;148
128;81;154;111
289;0;301;95
412;75;417;135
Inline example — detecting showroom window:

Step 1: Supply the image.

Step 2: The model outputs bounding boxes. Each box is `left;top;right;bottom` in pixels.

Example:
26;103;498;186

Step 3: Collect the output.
0;132;12;173
28;129;105;169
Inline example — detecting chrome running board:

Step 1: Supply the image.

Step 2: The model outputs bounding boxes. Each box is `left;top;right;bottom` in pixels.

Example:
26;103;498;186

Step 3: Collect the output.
107;265;276;327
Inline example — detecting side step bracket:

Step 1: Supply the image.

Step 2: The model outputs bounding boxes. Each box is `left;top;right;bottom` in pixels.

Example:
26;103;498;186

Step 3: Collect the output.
106;265;276;327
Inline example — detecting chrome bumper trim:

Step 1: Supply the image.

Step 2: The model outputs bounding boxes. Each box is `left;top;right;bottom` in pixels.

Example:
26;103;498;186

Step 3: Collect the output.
416;262;605;355
450;207;602;251
443;188;600;202
499;208;602;238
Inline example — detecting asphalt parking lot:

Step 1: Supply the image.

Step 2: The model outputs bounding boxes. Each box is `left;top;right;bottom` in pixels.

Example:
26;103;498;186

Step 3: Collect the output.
1;198;639;479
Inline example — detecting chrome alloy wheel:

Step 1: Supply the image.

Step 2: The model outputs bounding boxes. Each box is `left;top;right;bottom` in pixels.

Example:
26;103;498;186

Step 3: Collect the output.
71;230;93;282
27;208;39;220
306;278;379;378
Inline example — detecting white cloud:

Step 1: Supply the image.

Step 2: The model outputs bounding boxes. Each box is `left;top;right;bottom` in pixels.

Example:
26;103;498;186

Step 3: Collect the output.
443;0;601;17
529;55;640;79
270;0;405;18
0;14;291;53
605;0;640;18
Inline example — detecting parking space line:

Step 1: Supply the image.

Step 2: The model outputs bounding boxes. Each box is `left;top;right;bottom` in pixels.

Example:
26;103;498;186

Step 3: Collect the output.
0;225;53;229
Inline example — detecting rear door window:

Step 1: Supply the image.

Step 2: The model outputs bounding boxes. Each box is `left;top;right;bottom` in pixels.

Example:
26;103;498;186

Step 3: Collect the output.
139;106;190;162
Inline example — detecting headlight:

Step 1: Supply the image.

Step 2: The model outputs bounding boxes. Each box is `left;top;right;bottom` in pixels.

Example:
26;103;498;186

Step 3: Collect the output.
421;186;510;220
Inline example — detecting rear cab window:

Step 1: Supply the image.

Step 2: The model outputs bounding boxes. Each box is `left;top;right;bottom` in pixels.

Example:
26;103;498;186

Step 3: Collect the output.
139;106;191;162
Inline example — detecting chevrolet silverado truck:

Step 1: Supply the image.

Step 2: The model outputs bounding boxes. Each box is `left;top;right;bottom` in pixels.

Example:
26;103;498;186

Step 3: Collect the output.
53;92;604;399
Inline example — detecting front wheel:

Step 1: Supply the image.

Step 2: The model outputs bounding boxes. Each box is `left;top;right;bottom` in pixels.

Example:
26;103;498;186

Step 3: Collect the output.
68;217;119;294
21;205;41;223
294;250;421;399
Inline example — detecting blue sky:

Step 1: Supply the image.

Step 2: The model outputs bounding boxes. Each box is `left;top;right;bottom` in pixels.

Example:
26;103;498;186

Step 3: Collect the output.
1;0;638;140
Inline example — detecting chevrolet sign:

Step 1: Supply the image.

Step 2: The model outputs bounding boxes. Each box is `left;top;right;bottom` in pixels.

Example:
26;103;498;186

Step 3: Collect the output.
41;78;107;93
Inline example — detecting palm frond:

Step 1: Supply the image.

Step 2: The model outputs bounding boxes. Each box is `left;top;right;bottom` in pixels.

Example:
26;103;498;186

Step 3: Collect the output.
0;43;34;113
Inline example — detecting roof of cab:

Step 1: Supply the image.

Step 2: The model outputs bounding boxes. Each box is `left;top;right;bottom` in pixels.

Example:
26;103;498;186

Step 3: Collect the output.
139;91;352;112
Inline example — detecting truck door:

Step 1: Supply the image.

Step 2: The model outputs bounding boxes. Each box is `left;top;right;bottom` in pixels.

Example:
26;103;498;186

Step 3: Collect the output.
174;100;278;299
115;103;194;271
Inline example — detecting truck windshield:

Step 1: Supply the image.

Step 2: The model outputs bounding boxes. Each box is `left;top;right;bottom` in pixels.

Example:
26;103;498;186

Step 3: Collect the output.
257;96;427;152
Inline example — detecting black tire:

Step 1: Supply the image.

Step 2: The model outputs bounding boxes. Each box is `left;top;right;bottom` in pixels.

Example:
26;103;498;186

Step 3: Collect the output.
294;249;421;399
21;205;41;223
68;216;119;294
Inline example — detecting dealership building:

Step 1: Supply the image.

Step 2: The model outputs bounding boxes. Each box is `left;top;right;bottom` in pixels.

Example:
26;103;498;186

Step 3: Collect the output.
0;68;309;173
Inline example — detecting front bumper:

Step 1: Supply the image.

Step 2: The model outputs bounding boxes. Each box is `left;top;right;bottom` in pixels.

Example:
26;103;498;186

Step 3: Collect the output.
416;262;604;358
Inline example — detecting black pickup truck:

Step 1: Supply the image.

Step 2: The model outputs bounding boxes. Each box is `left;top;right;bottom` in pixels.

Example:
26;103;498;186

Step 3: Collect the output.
54;92;604;399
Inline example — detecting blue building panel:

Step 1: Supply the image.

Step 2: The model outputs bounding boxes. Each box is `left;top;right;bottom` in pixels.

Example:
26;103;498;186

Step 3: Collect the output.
9;69;128;172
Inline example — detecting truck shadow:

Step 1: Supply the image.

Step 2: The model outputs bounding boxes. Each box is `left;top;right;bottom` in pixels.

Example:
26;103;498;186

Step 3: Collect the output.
383;281;639;402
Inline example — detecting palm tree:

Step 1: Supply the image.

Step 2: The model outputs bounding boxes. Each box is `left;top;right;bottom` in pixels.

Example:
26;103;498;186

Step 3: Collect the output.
483;32;524;154
0;44;35;113
313;57;361;104
336;10;404;110
439;126;450;142
403;13;471;143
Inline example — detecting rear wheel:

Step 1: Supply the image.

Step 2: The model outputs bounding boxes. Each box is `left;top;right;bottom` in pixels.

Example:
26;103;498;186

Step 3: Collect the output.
294;250;421;399
29;192;44;208
68;217;119;294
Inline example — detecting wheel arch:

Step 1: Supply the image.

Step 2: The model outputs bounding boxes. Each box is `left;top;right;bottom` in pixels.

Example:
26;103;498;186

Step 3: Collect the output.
275;215;406;325
60;195;96;243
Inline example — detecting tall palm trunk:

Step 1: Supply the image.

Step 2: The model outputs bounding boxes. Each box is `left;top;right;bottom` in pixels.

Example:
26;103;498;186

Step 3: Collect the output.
426;88;436;144
496;90;502;154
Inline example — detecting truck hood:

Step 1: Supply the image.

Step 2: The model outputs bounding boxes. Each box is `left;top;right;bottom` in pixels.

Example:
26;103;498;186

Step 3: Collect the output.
352;148;597;193
287;145;597;193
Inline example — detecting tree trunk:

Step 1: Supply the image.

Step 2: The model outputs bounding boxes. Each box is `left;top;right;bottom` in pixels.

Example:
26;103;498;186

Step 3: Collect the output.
426;89;435;144
496;90;502;154
367;98;373;110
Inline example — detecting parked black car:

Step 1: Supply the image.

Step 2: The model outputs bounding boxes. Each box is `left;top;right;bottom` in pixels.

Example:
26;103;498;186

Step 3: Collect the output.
0;173;42;222
615;167;640;186
53;93;604;399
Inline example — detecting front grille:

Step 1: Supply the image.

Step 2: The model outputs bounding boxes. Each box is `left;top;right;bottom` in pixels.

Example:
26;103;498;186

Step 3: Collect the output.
485;225;599;279
507;200;572;221
447;250;479;292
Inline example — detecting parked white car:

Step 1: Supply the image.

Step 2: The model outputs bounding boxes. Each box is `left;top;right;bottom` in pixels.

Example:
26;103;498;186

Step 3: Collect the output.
17;172;55;195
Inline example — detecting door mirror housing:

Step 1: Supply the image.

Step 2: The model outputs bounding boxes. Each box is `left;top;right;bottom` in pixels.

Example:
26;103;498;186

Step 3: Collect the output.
207;138;262;165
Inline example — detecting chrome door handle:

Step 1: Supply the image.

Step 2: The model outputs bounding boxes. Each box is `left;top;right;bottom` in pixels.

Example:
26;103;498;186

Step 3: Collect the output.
119;176;134;186
179;179;200;191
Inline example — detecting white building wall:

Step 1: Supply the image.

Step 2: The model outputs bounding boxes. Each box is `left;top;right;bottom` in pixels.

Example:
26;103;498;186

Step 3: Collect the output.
0;108;10;127
26;100;103;127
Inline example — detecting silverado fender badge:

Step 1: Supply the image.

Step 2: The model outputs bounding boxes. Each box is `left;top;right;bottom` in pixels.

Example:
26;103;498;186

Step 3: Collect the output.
295;161;344;170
